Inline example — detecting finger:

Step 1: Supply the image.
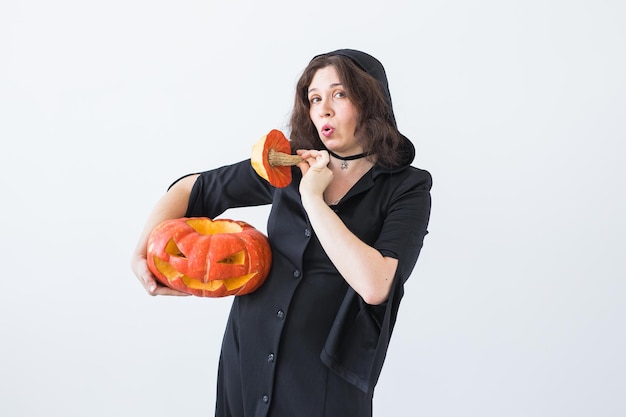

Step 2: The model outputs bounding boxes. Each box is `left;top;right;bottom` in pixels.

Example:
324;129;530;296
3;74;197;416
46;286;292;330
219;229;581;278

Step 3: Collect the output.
141;273;159;294
308;151;330;169
144;275;190;296
297;160;310;176
153;286;191;296
137;264;159;292
316;150;330;165
297;149;327;160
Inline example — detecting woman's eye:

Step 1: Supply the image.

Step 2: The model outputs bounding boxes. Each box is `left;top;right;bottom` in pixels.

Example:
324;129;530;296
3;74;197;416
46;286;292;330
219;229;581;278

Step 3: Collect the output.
309;96;320;104
334;91;346;99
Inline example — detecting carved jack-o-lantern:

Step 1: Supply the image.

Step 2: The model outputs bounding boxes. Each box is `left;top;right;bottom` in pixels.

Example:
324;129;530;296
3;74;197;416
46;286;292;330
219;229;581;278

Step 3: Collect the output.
147;217;271;297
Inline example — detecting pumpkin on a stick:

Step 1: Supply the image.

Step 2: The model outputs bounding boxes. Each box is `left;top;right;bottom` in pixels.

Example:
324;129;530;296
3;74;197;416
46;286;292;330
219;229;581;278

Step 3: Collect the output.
251;129;302;188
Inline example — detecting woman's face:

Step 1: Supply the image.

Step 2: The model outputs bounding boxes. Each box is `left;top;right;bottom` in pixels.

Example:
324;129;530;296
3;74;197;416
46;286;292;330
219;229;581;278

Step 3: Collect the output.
307;65;361;155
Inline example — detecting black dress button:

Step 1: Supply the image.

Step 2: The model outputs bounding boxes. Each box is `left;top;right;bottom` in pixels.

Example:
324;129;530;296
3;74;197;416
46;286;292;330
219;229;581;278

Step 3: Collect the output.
267;353;275;362
293;269;301;279
276;310;285;319
304;228;311;237
262;394;269;404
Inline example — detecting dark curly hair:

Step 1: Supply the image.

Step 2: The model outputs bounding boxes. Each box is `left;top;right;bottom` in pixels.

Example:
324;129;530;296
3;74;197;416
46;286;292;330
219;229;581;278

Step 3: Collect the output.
288;54;405;168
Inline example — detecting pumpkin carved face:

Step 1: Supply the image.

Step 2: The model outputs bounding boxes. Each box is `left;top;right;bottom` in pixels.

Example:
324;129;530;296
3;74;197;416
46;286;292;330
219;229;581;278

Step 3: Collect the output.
147;217;271;297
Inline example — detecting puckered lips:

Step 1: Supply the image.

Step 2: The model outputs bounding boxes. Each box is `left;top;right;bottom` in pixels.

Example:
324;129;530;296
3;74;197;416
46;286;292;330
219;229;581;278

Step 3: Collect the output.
321;124;335;138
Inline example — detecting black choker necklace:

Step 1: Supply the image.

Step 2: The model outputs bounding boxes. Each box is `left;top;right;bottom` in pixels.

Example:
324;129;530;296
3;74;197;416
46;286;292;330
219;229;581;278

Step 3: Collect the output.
327;150;367;170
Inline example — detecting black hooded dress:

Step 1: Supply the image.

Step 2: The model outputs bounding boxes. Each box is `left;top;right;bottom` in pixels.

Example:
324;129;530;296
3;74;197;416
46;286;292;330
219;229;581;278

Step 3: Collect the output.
179;50;432;417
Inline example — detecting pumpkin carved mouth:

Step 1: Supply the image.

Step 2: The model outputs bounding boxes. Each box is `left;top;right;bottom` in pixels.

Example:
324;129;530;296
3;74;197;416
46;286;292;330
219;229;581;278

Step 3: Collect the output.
154;242;258;291
147;217;272;297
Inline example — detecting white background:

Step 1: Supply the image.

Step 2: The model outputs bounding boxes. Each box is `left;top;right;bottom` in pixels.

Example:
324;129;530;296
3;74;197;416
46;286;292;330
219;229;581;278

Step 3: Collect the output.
1;1;625;416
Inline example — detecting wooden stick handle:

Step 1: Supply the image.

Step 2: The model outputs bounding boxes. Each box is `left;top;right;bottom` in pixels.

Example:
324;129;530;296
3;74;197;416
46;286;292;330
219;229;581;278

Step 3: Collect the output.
268;149;303;166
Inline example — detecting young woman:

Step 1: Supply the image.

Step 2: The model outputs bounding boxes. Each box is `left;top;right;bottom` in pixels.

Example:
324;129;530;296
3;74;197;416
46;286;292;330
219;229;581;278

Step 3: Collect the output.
131;49;432;417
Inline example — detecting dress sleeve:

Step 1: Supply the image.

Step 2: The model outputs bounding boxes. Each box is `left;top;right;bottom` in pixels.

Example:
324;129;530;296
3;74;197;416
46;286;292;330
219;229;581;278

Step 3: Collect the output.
375;168;432;282
178;159;274;219
321;168;432;394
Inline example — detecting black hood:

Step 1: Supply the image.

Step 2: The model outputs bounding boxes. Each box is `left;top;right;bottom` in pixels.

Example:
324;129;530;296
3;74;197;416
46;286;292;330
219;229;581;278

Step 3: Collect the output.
316;49;416;167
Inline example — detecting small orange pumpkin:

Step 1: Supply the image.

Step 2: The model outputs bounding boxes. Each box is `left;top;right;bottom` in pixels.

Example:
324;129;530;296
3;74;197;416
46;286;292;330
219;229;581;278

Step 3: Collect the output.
147;217;271;297
251;129;302;188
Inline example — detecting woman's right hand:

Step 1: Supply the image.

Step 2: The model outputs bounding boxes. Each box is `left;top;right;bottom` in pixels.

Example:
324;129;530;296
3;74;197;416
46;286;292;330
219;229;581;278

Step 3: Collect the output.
131;252;189;296
130;174;199;296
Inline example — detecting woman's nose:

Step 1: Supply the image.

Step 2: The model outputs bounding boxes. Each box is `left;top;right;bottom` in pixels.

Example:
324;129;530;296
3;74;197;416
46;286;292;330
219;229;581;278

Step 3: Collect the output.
319;101;333;117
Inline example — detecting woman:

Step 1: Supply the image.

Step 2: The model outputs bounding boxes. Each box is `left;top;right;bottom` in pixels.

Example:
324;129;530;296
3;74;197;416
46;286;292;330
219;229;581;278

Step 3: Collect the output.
131;49;432;417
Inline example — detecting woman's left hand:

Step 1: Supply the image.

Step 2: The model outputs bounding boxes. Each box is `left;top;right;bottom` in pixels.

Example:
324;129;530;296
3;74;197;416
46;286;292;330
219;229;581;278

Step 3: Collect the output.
296;149;333;201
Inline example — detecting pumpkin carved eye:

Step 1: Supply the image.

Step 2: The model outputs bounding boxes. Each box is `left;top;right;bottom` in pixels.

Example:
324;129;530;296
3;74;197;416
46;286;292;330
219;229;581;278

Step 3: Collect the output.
165;239;185;258
147;217;272;297
218;251;246;265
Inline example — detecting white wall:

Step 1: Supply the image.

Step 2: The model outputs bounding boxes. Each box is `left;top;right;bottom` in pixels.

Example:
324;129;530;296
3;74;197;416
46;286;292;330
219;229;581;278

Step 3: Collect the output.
1;1;624;416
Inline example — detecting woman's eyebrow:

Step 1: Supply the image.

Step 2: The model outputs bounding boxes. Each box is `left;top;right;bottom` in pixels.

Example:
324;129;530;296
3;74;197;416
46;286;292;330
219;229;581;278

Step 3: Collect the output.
308;83;343;94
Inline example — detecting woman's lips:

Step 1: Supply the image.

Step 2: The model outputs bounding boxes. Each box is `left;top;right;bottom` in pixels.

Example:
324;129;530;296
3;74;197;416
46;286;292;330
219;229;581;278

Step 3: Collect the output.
321;124;335;138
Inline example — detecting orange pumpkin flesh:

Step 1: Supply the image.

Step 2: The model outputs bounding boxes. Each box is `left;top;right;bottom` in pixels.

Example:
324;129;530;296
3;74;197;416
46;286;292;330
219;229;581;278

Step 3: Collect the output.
251;129;302;188
147;217;271;297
